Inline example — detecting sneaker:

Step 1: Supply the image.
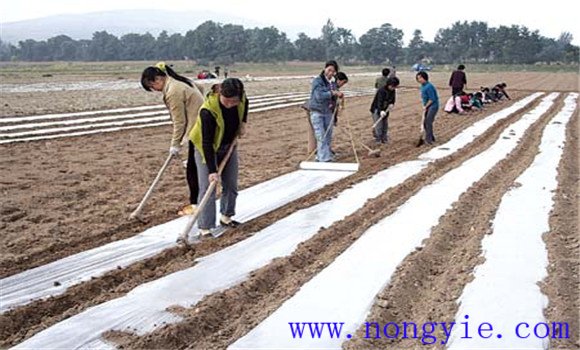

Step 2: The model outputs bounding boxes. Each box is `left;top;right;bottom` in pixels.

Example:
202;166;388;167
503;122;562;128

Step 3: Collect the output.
199;228;213;236
220;215;242;228
381;138;388;144
178;204;197;216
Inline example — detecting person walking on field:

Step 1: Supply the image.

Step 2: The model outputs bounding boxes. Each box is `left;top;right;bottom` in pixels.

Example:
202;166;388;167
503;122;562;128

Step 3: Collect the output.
140;62;204;216
370;77;400;143
416;71;439;145
449;64;467;96
189;78;248;236
309;60;343;162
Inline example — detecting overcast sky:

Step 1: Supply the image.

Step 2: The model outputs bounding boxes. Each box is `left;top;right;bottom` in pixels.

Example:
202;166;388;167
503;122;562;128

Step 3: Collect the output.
1;0;578;45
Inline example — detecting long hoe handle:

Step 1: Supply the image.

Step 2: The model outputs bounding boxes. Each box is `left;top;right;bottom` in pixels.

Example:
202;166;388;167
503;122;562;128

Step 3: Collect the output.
416;110;426;147
178;139;238;247
129;153;174;221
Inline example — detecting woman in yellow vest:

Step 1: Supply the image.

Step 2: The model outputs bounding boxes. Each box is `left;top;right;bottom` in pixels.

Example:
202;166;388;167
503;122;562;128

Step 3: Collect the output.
190;78;248;235
140;62;204;215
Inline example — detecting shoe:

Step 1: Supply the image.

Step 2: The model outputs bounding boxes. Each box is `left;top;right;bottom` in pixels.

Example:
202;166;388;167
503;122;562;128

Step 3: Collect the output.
199;228;213;236
220;215;241;228
178;204;197;216
381;139;388;144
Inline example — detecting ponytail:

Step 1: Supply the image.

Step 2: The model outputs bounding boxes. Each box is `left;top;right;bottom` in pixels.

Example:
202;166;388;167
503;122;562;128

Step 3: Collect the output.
140;62;192;91
164;64;193;88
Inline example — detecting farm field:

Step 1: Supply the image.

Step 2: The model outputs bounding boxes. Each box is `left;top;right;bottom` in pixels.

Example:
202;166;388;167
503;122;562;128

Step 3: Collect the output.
0;63;578;350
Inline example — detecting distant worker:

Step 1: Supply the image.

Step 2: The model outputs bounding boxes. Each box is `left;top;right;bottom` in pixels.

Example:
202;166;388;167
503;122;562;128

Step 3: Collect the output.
387;66;397;79
140;62;205;216
449;64;467;96
375;68;390;89
494;82;511;100
416;71;439;145
214;66;221;77
370;77;400;143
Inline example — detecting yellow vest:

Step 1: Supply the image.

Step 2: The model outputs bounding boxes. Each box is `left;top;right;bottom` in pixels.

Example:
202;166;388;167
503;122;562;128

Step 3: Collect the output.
189;92;246;163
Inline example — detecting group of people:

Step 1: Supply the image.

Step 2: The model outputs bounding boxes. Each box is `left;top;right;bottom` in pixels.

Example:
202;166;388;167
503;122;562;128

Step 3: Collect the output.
305;61;440;158
140;61;514;234
141;62;246;236
445;64;511;114
371;66;438;145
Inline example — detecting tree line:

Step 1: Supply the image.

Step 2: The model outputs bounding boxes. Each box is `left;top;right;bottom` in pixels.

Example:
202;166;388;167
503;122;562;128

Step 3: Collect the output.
0;20;577;65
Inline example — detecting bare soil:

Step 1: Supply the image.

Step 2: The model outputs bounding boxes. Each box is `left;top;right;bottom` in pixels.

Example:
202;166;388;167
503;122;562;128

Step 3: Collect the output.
0;70;577;349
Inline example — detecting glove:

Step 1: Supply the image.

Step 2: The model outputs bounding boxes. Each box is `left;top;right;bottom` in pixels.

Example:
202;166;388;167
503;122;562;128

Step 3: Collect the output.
380;110;387;118
169;146;181;156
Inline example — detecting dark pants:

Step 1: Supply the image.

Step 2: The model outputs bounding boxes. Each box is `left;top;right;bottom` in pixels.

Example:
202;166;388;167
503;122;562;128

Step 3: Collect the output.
423;106;438;144
372;110;389;142
187;141;199;205
452;86;463;96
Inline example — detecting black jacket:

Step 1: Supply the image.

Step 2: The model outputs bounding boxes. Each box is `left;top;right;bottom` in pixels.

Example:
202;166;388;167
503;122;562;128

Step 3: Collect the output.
370;87;396;113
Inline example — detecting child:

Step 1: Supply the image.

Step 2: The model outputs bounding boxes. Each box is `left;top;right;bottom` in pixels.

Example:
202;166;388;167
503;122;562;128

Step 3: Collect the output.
470;92;484;110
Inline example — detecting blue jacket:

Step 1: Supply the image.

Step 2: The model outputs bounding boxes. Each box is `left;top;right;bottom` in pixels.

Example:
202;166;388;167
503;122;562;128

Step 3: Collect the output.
308;73;333;114
421;81;439;109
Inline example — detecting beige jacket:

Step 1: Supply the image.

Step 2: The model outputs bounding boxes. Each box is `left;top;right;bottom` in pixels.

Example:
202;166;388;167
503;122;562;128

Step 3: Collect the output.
162;77;204;148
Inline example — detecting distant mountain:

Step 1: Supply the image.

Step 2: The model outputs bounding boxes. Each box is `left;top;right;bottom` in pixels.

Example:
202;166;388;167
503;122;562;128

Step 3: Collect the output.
0;9;321;43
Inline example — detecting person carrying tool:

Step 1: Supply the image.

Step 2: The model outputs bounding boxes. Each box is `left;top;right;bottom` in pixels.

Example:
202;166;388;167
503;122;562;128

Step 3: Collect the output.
302;71;348;156
189;78;248;236
416;71;439;145
370;77;400;144
309;60;343;163
140;62;204;216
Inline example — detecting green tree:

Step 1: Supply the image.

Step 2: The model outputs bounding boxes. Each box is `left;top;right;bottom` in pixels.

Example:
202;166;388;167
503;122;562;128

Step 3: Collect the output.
359;23;404;64
88;31;121;61
0;39;16;61
406;29;427;64
183;21;221;63
214;24;248;64
119;33;156;60
294;33;325;61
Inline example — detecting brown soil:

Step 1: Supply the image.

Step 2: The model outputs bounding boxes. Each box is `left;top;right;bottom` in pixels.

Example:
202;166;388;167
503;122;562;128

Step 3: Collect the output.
104;94;545;350
2;71;577;117
1;69;577;350
344;95;570;350
0;89;526;347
